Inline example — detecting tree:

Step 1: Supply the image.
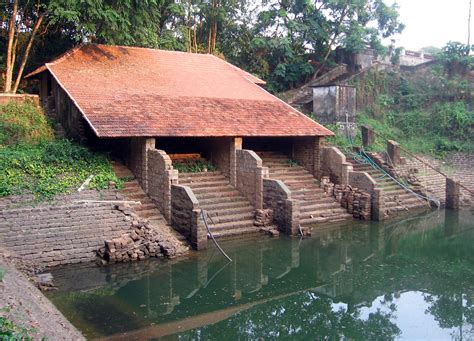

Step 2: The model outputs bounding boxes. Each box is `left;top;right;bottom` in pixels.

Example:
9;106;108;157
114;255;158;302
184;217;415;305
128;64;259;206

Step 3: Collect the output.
242;0;404;91
2;0;168;93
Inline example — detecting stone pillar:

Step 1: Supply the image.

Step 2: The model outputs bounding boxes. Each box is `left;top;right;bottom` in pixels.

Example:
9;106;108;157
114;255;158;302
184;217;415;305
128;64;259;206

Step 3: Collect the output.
263;179;300;235
372;188;385;221
387;140;401;166
171;185;207;250
236;149;267;209
362;125;375;148
147;149;178;222
445;178;460;209
128;137;155;193
230;137;242;187
293;136;322;179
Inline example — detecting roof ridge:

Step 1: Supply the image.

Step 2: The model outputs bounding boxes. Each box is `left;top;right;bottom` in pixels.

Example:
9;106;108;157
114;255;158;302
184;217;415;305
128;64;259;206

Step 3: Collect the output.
209;54;266;85
91;43;212;57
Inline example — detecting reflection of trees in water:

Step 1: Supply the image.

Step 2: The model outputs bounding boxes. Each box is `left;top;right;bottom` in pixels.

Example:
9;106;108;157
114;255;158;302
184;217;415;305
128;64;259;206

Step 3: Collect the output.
181;291;400;340
48;209;474;339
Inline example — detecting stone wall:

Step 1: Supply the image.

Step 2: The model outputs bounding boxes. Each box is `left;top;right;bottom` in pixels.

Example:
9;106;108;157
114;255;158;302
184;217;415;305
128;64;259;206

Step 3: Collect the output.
0;190;132;267
0;94;39;106
128;137;155;192
293;137;322;179
236;150;268;209
171;185;206;250
206;137;242;186
348;171;383;221
147;149;178;222
263;179;300;235
321;178;371;220
321;146;353;184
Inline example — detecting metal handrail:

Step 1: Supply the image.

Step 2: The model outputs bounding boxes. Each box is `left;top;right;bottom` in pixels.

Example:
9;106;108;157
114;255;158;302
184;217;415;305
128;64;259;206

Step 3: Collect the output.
369;129;473;196
352;149;440;208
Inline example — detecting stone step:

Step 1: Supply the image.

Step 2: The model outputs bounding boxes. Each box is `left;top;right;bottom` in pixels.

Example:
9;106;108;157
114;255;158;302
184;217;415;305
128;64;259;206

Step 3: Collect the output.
193;188;241;199
205;206;256;217
206;212;255;224
209;219;258;233
268;172;315;181
211;226;262;239
179;171;222;179
300;202;346;212
300;213;353;225
199;196;251;206
179;179;229;189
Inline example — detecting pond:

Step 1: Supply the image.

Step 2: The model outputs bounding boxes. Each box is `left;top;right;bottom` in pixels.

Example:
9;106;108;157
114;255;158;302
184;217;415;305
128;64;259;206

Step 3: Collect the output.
47;209;474;340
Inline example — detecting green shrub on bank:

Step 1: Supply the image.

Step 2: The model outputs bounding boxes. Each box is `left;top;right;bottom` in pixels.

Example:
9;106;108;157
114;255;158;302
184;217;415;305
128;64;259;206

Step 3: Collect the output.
0;139;122;199
0;315;35;340
0;100;53;146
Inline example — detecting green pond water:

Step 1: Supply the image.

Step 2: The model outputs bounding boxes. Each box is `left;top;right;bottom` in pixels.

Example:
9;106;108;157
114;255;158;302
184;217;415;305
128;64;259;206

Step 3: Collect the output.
47;209;474;340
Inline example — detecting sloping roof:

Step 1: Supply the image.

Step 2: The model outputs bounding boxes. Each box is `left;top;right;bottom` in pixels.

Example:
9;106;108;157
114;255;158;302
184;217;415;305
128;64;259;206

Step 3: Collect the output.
28;44;333;138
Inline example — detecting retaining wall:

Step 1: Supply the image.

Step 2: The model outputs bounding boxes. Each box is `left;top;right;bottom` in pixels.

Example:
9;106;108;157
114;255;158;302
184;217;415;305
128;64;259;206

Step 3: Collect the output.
0;190;132;267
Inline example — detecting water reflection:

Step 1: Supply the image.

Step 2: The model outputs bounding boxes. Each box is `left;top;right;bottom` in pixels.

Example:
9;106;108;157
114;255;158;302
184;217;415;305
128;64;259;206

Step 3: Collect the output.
47;209;474;340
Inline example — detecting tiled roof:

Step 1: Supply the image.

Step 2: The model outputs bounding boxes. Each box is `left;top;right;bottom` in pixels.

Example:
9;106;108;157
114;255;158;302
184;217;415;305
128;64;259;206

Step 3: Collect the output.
29;44;334;138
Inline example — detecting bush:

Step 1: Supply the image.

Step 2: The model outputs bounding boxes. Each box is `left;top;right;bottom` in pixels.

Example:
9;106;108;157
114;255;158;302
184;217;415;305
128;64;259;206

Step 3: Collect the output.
0;100;53;146
0;315;35;340
0;139;122;199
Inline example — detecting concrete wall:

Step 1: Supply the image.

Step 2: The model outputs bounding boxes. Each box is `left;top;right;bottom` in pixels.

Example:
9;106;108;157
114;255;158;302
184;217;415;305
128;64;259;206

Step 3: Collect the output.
293;137;322;179
0;190;132;267
147;149;178;222
171;185;206;250
312;86;356;127
263;179;300;235
321;146;353;184
236;150;268;209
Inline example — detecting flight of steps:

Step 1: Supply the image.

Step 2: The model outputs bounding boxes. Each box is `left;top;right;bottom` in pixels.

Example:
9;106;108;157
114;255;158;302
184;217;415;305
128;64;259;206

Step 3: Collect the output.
345;156;429;217
179;171;262;239
395;157;446;205
259;152;354;227
111;162;188;244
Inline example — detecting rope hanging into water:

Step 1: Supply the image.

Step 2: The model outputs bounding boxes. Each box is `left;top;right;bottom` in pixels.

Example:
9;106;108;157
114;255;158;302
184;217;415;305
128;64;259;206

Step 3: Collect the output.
201;210;232;262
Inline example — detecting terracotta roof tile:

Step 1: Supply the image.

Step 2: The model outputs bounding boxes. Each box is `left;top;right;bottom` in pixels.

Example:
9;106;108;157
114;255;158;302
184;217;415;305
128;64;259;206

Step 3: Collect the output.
31;44;333;138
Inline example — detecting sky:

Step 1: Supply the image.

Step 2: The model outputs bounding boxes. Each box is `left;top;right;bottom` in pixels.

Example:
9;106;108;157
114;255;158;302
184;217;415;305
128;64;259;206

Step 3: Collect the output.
385;0;472;51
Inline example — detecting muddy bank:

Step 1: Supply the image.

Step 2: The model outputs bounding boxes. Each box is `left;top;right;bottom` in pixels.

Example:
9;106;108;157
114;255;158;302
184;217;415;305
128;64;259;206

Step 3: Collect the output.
0;251;84;340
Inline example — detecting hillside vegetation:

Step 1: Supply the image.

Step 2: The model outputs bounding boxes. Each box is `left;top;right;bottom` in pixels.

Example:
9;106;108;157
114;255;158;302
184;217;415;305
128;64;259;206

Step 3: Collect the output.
328;43;474;156
0;101;120;199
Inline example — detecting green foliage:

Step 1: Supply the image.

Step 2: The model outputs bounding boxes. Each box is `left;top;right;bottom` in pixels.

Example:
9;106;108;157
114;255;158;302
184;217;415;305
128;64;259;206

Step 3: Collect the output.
0;268;5;282
287;159;298;167
173;160;216;173
0;101;53;146
0;140;122;200
0;315;35;340
437;41;474;77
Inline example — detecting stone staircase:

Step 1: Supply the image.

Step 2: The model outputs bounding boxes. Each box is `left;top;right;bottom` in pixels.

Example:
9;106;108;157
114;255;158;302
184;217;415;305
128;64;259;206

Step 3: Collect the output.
259;152;353;226
345;157;430;217
395;157;446;205
112;162;188;246
179;171;262;239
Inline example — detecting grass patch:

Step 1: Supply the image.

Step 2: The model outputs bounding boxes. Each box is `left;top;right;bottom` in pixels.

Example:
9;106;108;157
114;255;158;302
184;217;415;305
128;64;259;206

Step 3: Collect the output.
0;100;53;146
173;160;216;173
0;139;122;200
0;100;121;200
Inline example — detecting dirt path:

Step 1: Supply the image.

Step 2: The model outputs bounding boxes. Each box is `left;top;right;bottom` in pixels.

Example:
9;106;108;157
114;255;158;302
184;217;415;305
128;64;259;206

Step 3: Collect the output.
0;251;85;340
